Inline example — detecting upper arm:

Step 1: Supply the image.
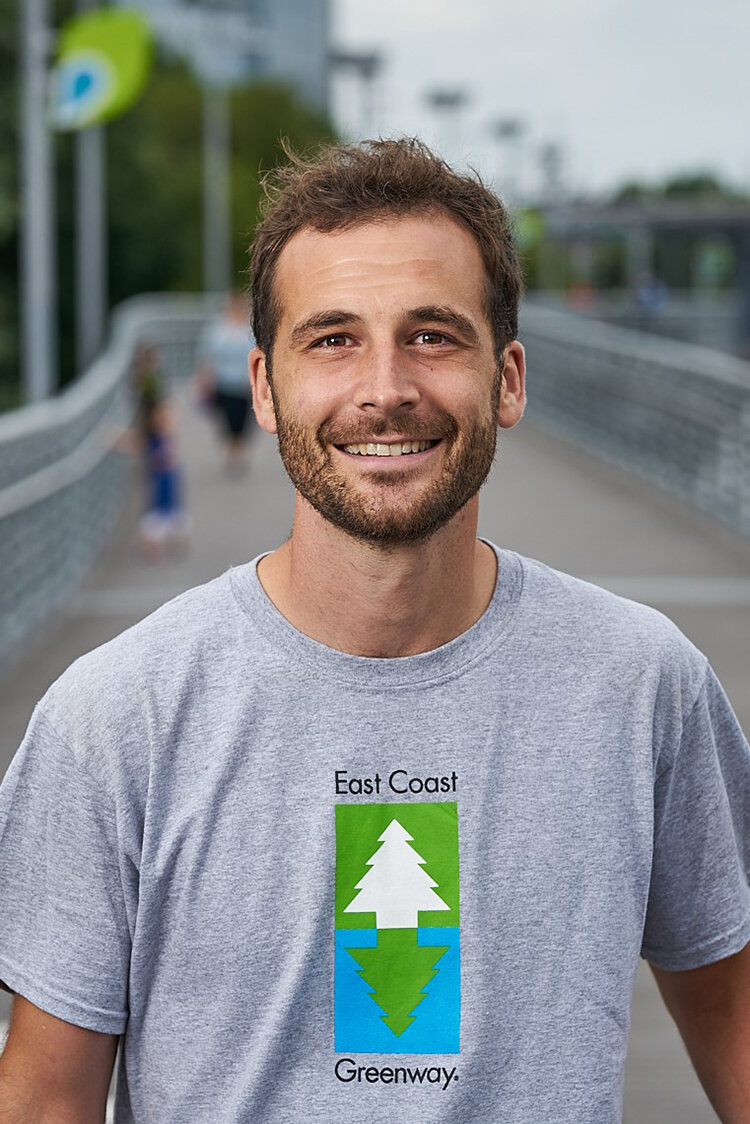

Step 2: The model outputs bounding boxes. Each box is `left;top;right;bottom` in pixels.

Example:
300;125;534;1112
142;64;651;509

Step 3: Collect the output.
650;939;750;1023
0;994;118;1122
649;942;750;1122
643;665;750;970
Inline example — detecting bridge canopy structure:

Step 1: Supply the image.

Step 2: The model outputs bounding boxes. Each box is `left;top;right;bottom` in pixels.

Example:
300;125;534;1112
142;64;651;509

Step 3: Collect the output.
538;199;750;355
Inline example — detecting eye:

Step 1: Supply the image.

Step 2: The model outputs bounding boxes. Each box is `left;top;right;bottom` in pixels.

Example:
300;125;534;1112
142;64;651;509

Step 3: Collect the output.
414;330;449;345
315;334;351;349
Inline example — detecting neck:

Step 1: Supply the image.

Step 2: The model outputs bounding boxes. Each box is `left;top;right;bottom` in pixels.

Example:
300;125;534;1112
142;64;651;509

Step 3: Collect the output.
256;497;497;657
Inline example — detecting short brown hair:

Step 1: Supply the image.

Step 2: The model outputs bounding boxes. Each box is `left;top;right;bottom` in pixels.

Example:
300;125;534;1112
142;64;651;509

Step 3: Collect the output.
248;138;522;363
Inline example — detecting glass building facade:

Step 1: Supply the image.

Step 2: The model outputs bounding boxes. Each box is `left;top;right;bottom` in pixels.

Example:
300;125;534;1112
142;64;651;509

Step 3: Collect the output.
121;0;331;112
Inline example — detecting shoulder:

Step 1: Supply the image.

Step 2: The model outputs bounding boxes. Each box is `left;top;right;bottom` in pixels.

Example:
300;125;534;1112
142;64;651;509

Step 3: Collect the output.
511;551;708;702
36;568;253;777
48;571;233;688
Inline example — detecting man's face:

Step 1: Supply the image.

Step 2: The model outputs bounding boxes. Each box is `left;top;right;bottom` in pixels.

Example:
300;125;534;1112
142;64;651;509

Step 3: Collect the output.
251;213;524;547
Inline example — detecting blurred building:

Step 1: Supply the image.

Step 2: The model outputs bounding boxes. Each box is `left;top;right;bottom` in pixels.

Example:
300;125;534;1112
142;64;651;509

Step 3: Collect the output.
118;0;331;112
532;199;750;356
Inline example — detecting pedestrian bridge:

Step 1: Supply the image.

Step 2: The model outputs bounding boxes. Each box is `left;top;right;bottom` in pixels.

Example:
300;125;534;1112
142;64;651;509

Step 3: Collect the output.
1;294;749;1122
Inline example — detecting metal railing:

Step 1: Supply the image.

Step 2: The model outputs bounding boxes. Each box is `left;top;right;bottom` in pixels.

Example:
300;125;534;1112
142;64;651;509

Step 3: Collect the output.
520;302;750;538
2;293;749;670
529;290;744;355
0;294;220;668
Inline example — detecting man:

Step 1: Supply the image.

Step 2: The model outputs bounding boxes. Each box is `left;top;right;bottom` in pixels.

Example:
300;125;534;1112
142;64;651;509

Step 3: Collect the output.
0;139;749;1123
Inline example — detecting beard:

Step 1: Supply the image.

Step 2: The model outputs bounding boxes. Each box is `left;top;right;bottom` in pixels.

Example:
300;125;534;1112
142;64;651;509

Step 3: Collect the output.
270;372;503;548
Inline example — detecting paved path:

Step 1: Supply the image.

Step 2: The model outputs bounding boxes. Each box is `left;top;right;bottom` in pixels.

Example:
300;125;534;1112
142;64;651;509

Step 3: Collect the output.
2;386;749;1121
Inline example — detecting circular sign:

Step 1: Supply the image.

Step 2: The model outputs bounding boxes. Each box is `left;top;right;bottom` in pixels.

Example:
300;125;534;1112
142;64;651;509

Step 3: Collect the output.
53;50;116;129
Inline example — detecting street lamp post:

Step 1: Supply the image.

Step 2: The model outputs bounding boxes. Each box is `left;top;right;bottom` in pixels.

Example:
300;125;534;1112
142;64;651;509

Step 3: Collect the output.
539;141;564;204
425;88;470;167
21;0;56;402
202;80;232;295
75;0;106;374
490;118;524;208
329;50;382;139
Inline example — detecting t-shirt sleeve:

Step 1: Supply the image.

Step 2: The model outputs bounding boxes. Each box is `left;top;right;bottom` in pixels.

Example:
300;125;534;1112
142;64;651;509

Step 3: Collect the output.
0;707;131;1033
642;665;750;970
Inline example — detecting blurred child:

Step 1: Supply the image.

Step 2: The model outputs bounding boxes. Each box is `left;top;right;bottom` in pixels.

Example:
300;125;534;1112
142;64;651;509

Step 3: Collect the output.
138;397;192;559
132;343;163;419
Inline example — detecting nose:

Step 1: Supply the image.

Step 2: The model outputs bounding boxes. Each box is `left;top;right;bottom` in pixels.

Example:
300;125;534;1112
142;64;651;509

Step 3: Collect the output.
352;344;421;415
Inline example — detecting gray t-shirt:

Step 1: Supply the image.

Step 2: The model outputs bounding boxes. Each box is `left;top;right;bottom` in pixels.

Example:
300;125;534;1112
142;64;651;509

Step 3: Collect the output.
0;545;748;1123
198;320;254;395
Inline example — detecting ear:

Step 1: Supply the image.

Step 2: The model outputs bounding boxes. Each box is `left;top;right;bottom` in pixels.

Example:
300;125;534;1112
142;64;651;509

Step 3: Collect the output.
497;340;526;430
249;348;277;434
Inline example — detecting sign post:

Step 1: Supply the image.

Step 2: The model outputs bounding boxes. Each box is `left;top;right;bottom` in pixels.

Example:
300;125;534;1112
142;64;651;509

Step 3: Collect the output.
74;0;104;375
21;0;56;403
203;82;232;295
51;7;153;375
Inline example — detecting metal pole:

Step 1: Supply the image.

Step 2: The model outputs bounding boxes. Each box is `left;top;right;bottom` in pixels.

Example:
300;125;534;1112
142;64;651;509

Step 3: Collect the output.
203;82;231;294
21;0;56;401
361;71;374;139
425;89;469;169
76;0;107;373
626;227;653;293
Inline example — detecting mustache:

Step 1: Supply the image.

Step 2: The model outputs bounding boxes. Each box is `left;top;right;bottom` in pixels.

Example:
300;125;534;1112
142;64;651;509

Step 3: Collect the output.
319;412;458;446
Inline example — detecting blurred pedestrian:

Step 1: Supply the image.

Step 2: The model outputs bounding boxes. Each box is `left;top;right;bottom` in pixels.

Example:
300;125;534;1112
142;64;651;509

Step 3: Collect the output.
138;395;191;559
195;291;255;475
131;342;163;419
127;344;191;558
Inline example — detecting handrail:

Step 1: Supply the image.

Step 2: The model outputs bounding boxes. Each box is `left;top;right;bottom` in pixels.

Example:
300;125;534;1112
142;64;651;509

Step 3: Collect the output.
521;300;750;388
0;293;221;669
520;301;750;539
1;292;748;670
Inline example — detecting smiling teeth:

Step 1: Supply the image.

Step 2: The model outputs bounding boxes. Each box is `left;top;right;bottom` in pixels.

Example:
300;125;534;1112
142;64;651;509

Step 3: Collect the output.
343;440;435;456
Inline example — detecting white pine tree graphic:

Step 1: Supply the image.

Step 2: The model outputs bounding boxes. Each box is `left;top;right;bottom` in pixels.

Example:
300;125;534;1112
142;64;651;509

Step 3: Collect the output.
344;818;450;928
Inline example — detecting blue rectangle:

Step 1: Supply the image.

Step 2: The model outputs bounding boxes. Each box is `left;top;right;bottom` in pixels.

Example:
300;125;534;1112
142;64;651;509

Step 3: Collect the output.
334;927;460;1054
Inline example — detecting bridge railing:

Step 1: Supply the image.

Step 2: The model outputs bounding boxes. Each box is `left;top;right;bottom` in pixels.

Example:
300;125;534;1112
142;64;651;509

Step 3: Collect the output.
529;290;743;354
0;294;220;668
520;301;750;539
2;294;749;669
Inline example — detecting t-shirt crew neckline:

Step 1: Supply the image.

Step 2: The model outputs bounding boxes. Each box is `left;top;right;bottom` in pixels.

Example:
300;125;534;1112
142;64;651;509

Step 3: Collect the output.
229;540;524;688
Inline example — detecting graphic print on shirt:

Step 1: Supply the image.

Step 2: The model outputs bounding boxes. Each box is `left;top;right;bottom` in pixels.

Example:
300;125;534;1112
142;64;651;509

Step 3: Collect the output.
335;801;460;1053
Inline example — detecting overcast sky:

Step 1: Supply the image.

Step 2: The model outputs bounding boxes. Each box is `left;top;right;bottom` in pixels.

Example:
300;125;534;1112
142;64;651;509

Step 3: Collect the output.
331;0;748;200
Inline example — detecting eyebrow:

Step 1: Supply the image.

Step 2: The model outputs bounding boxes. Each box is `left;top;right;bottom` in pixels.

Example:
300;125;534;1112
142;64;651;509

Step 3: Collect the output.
288;306;481;349
405;306;480;345
288;311;362;349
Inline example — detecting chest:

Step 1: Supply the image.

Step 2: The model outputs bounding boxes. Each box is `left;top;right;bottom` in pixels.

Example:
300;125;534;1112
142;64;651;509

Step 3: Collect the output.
134;683;655;962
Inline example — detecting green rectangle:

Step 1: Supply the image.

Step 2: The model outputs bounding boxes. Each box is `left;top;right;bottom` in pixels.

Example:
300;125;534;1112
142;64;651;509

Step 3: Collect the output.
335;801;459;930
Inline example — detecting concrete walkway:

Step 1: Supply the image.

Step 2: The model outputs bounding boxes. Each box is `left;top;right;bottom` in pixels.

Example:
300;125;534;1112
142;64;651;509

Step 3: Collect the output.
2;385;749;1121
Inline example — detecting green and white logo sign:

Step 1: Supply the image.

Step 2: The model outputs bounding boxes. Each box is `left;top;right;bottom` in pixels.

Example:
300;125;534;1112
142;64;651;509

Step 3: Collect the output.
52;9;153;130
335;801;460;1053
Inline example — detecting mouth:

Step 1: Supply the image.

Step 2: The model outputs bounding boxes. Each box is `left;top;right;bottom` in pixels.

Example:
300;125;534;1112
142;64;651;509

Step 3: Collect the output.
335;439;441;457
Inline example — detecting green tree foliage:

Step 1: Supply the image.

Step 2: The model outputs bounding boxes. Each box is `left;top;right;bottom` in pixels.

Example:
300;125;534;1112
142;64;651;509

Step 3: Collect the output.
0;0;19;409
663;173;731;199
613;172;748;205
107;60;204;303
1;0;75;404
230;80;335;280
107;62;336;316
3;29;336;405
